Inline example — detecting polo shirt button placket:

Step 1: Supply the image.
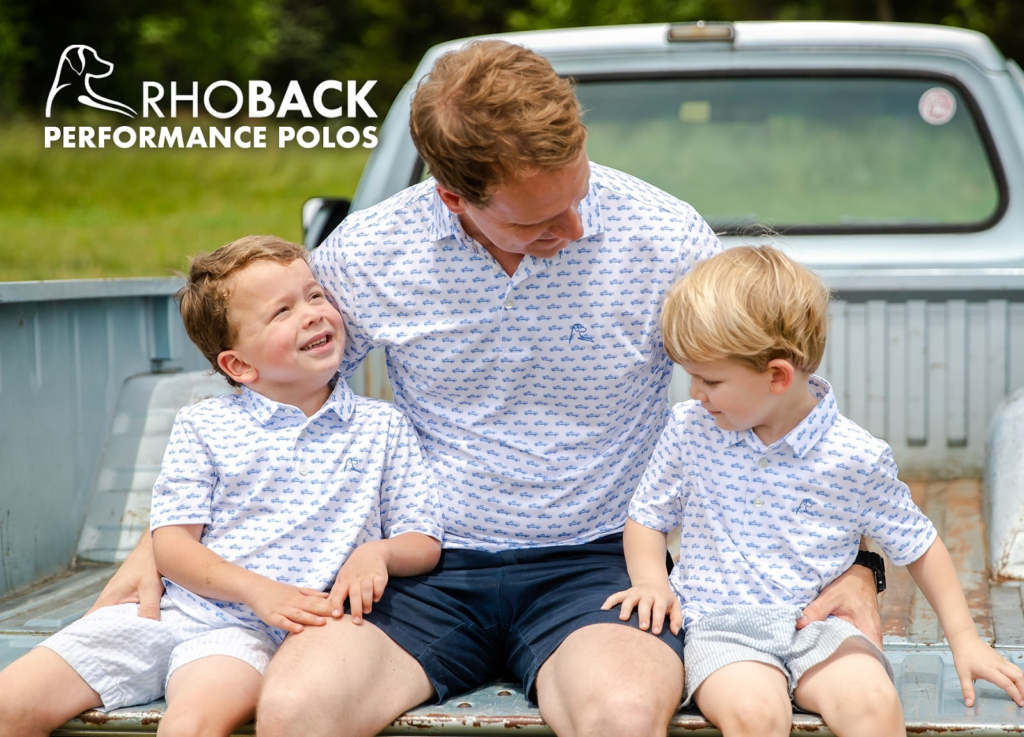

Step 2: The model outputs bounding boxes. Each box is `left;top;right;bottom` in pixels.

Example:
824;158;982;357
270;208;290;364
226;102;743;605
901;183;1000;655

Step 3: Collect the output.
754;456;769;507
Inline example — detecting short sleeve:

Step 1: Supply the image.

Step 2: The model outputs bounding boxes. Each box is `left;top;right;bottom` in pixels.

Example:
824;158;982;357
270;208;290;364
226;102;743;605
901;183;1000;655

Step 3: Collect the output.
858;447;937;565
150;408;218;530
311;225;376;379
377;410;444;542
628;411;689;533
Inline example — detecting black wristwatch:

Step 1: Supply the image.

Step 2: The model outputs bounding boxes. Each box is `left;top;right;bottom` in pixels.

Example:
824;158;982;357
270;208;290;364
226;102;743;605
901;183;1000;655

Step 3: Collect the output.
854;550;886;593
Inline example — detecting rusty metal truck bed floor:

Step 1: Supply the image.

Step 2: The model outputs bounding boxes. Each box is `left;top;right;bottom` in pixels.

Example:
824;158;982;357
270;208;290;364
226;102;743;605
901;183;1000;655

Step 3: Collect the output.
2;479;1022;735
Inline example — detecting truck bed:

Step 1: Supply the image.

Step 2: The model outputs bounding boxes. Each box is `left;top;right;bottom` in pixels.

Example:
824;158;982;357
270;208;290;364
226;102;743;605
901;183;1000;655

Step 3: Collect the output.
2;478;1022;736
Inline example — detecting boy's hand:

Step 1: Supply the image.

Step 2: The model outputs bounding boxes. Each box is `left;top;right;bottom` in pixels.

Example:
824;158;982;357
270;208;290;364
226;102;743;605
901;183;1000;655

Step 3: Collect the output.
948;631;1024;707
329;543;389;624
601;583;682;636
246;579;331;634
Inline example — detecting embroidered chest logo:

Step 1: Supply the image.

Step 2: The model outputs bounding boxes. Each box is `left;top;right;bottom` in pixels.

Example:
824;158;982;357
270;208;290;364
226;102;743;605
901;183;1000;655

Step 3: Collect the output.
569;324;594;344
341;458;360;472
794;499;819;516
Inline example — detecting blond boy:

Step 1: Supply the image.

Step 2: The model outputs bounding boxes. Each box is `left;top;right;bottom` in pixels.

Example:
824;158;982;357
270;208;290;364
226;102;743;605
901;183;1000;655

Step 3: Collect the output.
604;245;1024;736
0;236;442;737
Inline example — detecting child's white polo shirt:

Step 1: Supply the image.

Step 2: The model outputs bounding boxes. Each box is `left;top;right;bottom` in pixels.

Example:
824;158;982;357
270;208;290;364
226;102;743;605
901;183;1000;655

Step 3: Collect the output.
313;163;721;552
149;379;442;644
629;376;937;630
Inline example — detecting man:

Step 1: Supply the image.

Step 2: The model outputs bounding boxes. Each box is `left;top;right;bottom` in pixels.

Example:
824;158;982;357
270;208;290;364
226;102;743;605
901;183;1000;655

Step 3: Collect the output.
96;39;880;737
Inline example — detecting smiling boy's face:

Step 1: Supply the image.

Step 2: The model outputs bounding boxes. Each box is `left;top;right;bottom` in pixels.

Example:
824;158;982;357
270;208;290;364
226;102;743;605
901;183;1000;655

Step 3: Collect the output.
217;258;345;410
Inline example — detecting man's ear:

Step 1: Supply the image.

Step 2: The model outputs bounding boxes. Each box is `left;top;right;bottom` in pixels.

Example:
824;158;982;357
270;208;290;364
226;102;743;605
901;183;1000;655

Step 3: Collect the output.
217;350;257;385
766;359;796;394
435;184;468;215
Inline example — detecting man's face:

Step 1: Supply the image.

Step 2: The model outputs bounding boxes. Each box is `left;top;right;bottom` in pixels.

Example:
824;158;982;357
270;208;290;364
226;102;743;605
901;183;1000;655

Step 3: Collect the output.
441;155;590;260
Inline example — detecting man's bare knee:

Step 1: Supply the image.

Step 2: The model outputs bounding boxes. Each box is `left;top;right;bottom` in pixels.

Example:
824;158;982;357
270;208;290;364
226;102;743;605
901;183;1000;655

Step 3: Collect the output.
569;691;676;737
537;625;682;737
257;619;433;737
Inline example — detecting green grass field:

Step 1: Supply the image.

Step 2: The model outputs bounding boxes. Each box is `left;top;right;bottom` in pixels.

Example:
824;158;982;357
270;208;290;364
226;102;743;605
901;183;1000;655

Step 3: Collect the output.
0;120;369;281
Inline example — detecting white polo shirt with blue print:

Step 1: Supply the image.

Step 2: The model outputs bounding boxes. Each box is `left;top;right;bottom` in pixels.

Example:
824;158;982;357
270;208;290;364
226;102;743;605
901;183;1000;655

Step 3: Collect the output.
149;379;443;644
628;376;937;630
312;163;721;552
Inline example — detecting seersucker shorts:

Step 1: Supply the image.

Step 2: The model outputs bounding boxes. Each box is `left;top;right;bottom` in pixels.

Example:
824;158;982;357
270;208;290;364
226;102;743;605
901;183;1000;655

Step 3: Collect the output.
681;604;893;705
37;597;277;712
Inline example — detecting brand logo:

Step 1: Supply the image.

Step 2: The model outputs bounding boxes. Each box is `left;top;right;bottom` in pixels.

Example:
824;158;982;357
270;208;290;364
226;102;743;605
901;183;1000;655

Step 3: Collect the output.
794;499;818;516
569;324;594;344
341;458;360;472
46;45;136;118
43;45;378;150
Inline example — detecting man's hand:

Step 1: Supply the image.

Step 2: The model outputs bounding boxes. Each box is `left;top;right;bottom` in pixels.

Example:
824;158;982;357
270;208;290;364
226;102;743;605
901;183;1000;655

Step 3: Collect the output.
601;582;682;636
796;564;881;647
86;530;165;620
329;543;390;624
246;579;331;634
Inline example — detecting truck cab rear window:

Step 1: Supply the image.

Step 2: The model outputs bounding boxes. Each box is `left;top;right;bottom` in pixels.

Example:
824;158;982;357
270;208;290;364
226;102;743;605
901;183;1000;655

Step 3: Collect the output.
575;76;1002;234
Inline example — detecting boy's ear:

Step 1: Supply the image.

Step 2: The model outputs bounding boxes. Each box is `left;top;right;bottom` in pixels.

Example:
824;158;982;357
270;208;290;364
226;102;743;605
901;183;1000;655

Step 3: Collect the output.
766;359;796;394
217;349;257;385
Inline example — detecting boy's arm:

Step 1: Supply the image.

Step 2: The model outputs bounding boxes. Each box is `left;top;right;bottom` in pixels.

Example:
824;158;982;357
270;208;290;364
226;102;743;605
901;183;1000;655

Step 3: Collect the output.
152;524;332;634
908;538;1024;706
328;532;441;623
329;408;443;623
601;518;682;635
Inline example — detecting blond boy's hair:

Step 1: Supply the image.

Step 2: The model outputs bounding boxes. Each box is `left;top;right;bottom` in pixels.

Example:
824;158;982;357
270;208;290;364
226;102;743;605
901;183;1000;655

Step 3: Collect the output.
661;245;830;373
409;39;587;207
177;235;308;387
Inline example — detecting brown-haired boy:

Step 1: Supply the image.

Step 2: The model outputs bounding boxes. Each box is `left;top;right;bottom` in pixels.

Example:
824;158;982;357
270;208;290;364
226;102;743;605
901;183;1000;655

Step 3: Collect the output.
0;236;442;736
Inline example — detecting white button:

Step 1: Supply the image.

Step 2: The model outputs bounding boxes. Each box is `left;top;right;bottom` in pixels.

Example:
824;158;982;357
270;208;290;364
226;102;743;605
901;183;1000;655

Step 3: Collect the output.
299;464;309;476
758;458;769;468
504;299;515;310
753;497;764;507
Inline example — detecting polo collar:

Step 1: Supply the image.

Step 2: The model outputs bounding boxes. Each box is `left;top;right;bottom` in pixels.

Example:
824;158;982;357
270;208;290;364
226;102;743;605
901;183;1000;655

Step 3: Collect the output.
238;376;355;426
721;375;837;458
783;376;837;458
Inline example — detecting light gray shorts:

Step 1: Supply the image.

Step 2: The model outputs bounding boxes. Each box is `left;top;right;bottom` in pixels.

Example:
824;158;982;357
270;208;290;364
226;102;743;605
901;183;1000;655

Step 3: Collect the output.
682;605;893;705
37;597;277;712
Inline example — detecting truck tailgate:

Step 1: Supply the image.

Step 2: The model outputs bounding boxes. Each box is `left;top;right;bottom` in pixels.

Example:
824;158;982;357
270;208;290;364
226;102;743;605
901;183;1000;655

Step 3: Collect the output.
1;479;1021;735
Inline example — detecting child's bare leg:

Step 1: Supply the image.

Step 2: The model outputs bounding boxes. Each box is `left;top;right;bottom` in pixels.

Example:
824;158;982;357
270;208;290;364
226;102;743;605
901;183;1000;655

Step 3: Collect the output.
159;656;262;737
794;638;905;737
0;647;102;736
693;661;792;737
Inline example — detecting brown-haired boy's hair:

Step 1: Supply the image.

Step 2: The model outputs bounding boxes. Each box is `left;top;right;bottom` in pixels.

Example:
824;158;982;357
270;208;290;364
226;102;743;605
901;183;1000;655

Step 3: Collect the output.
409;39;588;207
177;235;308;387
661;245;831;374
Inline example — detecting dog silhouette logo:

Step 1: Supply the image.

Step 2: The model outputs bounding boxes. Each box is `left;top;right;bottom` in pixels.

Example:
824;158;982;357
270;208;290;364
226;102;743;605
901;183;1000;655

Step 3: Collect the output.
569;324;594;344
46;45;136;118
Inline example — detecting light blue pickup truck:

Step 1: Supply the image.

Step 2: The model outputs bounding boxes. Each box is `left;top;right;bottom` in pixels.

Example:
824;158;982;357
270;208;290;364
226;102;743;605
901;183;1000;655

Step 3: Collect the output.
4;19;1024;736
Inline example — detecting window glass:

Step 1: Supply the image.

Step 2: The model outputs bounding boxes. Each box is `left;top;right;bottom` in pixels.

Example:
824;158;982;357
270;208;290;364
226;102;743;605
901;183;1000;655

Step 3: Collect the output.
575;77;1000;232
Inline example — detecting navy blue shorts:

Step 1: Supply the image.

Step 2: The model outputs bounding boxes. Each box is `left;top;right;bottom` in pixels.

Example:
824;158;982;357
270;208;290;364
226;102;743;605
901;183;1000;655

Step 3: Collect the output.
362;533;684;703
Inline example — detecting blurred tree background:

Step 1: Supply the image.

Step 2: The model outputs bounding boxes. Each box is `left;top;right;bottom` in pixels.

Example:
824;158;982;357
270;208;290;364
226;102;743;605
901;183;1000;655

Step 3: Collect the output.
1;0;1021;280
1;0;1020;119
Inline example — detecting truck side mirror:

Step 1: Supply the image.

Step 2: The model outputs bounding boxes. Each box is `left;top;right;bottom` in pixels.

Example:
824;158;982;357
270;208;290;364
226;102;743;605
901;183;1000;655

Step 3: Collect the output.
302;197;351;250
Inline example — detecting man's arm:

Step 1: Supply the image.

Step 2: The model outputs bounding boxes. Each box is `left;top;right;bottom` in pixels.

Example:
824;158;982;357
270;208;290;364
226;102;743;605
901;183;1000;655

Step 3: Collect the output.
795;537;882;646
152;524;333;634
85;526;165;620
